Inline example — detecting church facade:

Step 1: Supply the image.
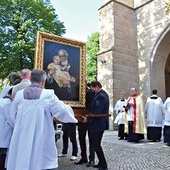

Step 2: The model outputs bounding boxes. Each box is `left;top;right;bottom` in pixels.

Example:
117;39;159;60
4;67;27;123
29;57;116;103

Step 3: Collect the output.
97;0;170;129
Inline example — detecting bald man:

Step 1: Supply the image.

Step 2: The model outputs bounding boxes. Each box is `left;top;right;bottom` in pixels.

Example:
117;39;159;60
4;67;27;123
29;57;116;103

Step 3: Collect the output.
125;88;146;143
11;69;31;100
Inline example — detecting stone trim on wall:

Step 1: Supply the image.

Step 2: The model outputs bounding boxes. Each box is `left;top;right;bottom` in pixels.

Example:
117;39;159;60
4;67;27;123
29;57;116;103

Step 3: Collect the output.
134;0;154;9
99;0;134;11
97;46;115;56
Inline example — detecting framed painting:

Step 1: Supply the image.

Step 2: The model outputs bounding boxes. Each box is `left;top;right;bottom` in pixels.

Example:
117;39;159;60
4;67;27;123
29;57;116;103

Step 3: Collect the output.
34;31;86;108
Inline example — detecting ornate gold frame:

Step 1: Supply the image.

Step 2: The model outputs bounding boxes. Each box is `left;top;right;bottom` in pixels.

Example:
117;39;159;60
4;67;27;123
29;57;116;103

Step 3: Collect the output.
34;31;86;108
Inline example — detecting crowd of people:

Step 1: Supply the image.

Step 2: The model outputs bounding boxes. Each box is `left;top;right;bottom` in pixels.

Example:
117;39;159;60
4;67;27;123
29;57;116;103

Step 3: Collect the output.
1;68;170;170
0;69;110;170
114;88;170;146
0;68;78;170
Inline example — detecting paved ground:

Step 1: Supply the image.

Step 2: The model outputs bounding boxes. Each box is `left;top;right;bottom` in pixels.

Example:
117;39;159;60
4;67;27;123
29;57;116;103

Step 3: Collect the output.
56;130;170;170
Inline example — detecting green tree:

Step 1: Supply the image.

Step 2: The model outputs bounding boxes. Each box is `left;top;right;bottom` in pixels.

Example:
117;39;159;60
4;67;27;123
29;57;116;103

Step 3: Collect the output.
0;0;66;79
86;32;99;82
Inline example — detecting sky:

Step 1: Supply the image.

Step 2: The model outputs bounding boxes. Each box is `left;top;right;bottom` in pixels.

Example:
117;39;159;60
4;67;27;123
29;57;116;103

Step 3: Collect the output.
50;0;104;42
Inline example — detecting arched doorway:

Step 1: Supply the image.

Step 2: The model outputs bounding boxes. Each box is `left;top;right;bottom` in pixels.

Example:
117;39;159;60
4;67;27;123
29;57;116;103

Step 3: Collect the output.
150;27;170;101
165;53;170;98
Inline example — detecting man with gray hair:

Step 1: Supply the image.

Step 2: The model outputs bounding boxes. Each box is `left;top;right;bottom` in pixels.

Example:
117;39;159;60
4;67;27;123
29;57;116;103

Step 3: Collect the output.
7;69;77;170
125;88;146;143
11;68;31;100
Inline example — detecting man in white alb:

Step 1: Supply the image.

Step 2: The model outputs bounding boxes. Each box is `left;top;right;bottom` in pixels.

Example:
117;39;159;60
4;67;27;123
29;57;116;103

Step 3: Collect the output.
145;89;164;142
7;69;77;170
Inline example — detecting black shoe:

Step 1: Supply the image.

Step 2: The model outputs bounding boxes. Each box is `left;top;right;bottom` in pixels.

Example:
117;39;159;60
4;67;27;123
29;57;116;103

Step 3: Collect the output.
93;164;100;168
98;167;108;170
134;140;139;143
86;160;94;167
74;159;87;165
119;137;124;140
128;140;133;142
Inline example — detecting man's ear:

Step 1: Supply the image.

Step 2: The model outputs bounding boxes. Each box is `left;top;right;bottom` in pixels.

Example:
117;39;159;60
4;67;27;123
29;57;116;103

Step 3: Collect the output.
41;80;46;88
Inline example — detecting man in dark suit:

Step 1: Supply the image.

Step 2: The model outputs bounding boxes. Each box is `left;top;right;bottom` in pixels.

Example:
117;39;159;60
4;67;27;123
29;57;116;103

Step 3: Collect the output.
75;81;95;167
82;81;109;170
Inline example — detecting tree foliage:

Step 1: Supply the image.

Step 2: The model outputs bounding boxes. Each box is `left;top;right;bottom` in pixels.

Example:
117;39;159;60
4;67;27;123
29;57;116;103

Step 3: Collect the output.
166;0;170;13
86;32;99;82
0;0;66;79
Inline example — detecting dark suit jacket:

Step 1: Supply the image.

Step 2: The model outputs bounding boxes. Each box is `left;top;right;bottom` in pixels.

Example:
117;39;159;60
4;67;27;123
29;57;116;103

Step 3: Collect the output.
85;89;95;110
88;89;109;132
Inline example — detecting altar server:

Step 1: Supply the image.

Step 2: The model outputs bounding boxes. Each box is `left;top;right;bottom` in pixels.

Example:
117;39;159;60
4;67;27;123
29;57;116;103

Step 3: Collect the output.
0;87;13;170
114;92;127;140
163;97;170;146
7;69;77;170
145;89;164;142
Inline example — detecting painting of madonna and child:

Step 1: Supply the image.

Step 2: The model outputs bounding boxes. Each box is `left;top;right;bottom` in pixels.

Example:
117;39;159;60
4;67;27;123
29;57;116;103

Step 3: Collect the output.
44;44;79;101
34;31;86;107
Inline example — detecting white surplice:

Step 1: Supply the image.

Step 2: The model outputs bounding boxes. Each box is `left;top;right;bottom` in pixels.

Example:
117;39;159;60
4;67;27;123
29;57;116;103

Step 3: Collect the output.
0;86;13;98
0;97;13;148
114;99;127;125
7;88;77;170
145;95;164;127
163;97;170;126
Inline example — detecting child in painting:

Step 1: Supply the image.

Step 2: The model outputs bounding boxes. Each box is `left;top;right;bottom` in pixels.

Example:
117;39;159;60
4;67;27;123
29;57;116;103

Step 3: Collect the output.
47;55;75;87
58;49;71;72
